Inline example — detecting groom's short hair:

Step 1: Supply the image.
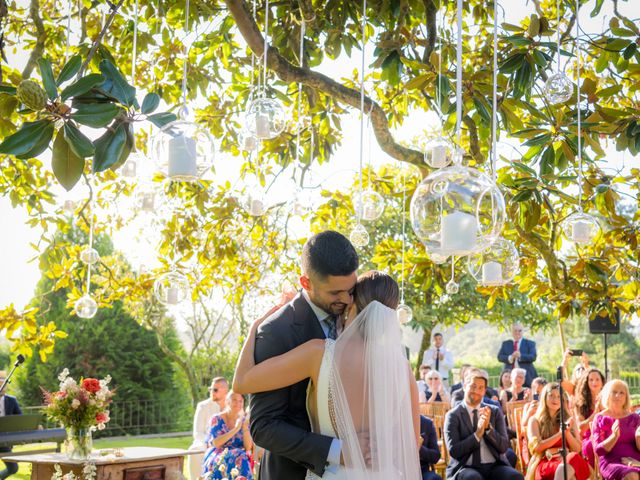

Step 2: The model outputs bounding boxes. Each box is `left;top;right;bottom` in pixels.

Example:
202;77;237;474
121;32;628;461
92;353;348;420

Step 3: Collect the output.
302;230;358;278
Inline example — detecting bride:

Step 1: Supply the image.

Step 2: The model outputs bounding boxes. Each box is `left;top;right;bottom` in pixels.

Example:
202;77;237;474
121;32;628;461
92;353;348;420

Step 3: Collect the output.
233;270;421;479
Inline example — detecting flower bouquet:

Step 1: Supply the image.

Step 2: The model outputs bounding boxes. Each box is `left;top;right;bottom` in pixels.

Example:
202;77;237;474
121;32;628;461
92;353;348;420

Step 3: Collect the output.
42;369;114;459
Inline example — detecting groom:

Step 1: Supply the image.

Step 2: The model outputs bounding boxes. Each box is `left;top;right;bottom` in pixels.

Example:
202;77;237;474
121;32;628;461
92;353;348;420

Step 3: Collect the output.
249;230;359;480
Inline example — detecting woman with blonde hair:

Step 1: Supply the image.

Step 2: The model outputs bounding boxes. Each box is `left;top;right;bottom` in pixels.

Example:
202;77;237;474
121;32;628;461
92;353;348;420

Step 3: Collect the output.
592;380;640;480
525;382;590;480
421;370;451;404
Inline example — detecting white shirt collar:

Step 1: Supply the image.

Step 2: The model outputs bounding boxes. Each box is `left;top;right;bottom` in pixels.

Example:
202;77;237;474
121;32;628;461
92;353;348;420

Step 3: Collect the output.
301;289;331;321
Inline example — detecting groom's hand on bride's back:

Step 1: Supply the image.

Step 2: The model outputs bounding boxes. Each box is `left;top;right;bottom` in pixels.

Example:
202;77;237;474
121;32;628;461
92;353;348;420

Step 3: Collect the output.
339;431;372;467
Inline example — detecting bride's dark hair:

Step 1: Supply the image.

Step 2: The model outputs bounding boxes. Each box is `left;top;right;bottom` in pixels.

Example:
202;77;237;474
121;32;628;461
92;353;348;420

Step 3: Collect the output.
354;270;399;311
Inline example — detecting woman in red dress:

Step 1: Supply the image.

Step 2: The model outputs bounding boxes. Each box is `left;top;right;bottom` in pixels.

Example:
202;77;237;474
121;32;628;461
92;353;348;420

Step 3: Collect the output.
525;382;590;480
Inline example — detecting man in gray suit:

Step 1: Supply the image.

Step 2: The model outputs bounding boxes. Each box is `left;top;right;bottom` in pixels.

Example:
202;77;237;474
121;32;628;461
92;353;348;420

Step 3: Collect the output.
444;368;523;480
249;231;358;480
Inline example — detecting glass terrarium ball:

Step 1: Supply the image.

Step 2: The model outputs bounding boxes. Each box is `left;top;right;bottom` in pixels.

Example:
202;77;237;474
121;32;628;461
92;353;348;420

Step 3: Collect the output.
120;155;138;178
430;251;449;265
410;164;506;257
349;223;369;247
424;136;453;169
396;304;413;324
80;247;100;265
561;212;600;245
154;271;190;306
75;294;98;319
353;189;385;221
468;237;519;286
151;120;215;182
445;279;459;295
245;190;267;217
245;97;286;140
544;72;573;105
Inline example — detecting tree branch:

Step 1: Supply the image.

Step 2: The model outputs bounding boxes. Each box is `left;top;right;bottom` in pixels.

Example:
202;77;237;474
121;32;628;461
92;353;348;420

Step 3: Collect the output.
224;0;424;168
78;0;126;77
421;0;438;64
21;0;46;79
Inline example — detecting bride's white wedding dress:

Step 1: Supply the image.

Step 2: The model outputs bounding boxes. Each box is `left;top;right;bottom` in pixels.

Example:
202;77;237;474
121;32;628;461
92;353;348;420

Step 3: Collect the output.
304;302;421;480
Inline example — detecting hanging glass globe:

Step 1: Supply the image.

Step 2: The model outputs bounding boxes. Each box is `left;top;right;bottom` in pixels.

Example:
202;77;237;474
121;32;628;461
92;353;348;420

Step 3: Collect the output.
349;223;369;247
353;189;385;221
396;303;413;324
430;252;449;265
244;190;267;217
75;294;98;319
468;238;519;286
62;199;76;214
291;194;308;216
245;97;286;140
424;136;453;169
445;279;459;295
561;211;600;245
544;72;573;105
154;271;190;306
151;119;215;182
238;129;258;152
80;247;100;265
135;187;163;214
410;164;506;257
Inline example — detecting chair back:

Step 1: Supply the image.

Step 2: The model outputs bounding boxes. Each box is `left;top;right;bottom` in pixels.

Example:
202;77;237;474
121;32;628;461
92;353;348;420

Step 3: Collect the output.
505;400;529;428
420;401;451;418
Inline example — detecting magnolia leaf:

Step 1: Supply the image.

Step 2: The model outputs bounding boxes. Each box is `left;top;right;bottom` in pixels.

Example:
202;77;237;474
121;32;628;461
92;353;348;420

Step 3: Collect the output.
147;112;177;128
61;73;105;101
93;123;127;172
37;58;58;100
141;92;161;114
51;130;84;191
0;120;53;156
70;103;121;128
56;55;83;86
98;60;137;107
64;122;94;158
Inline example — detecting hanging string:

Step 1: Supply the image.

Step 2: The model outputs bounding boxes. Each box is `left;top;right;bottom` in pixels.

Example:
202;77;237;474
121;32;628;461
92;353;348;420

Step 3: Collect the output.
131;0;139;85
295;19;306;166
455;0;463;146
400;169;407;303
85;178;95;296
436;5;443;121
358;0;367;205
262;0;270;96
575;0;583;212
555;0;561;74
490;0;499;181
180;0;191;109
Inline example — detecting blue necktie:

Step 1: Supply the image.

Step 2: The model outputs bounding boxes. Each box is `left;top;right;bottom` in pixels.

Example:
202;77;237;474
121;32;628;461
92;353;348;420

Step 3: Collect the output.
325;315;337;340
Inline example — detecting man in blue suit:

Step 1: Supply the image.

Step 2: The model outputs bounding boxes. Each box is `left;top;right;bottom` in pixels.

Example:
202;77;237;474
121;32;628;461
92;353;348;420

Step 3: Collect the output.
497;323;537;387
0;371;22;480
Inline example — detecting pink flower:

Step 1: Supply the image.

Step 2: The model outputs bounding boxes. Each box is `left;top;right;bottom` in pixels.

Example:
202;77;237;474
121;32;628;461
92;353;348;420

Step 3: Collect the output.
55;391;67;399
81;378;101;394
95;412;109;424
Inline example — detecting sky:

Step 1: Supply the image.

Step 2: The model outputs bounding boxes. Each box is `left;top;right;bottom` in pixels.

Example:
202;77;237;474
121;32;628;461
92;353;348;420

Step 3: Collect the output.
0;0;637;319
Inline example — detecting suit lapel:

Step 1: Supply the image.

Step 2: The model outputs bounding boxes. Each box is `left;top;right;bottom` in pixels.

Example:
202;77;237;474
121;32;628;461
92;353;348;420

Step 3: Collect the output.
291;292;325;344
457;403;474;434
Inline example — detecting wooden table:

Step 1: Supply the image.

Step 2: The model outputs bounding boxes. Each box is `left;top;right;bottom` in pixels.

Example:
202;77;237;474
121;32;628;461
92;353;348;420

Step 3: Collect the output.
3;447;191;480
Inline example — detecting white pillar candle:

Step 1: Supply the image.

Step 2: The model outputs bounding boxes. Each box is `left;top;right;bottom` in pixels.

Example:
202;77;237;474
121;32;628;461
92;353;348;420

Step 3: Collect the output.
141;193;155;212
243;134;257;151
122;159;137;177
482;261;503;285
363;202;376;221
63;200;76;212
572;220;591;244
168;135;198;179
250;198;265;216
430;145;449;168
166;286;180;305
441;210;477;253
397;308;409;324
255;113;270;138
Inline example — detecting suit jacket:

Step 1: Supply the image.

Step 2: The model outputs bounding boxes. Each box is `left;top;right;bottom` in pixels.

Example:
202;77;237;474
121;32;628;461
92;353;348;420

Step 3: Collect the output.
419;415;440;473
249;293;333;480
444;401;511;479
497;338;538;386
1;395;22;454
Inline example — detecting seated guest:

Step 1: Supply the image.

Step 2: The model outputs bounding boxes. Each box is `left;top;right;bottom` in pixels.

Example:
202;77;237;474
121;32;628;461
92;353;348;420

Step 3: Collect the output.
500;368;532;413
0;371;21;480
203;391;253;480
592;379;640;480
417;364;432;399
526;382;590;480
573;368;605;468
421;370;452;404
499;369;513;398
560;349;590;397
444;368;523;480
521;377;549;462
419;415;443;480
451;364;472;394
530;377;548;401
452;369;502;410
189;377;229;480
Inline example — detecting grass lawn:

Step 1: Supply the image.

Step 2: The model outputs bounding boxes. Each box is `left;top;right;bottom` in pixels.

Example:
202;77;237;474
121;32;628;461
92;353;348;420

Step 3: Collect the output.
9;436;193;480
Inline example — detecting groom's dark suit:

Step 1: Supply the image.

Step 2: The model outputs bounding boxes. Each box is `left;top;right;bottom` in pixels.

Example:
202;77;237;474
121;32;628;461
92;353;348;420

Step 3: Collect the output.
250;293;333;480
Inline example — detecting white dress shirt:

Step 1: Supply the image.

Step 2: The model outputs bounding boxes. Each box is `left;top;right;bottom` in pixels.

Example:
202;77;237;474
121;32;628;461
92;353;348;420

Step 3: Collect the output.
189;398;221;480
0;395;5;417
422;346;454;380
508;339;522;368
462;401;496;465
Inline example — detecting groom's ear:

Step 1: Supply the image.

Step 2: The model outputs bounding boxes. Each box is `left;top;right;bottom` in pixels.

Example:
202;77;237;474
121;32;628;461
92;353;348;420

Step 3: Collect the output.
300;275;311;291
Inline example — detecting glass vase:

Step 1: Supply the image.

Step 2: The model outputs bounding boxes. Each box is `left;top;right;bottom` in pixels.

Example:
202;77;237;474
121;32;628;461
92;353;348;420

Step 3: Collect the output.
65;427;93;460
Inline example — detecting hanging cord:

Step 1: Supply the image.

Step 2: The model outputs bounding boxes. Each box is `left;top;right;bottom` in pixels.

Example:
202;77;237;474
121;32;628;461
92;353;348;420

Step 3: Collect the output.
85;178;95;295
455;0;463;147
555;0;561;74
358;0;367;210
180;0;190;110
575;0;583;212
436;5;443;121
490;0;498;181
450;256;455;283
295;19;306;166
400;169;407;303
262;0;270;96
131;0;139;85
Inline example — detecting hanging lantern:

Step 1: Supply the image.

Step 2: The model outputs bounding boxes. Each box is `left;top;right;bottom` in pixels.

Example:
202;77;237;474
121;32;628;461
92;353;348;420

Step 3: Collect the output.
424;136;453;169
468;238;519;286
445;279;459;295
154;271;190;306
244;190;267;217
396;304;413;324
151;119;215;182
238;128;259;152
561;212;600;245
410;164;506;257
80;247;100;265
245;97;286;140
353;189;385;222
544;72;573;105
349;223;369;247
291;189;310;216
75;294;98;319
120;154;138;179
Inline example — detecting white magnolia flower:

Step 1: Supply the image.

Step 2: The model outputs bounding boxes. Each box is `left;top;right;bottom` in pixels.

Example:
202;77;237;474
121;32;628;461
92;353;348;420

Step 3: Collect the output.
71;399;81;409
58;368;70;383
